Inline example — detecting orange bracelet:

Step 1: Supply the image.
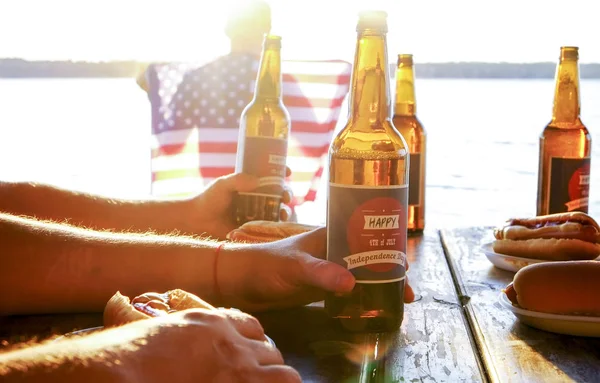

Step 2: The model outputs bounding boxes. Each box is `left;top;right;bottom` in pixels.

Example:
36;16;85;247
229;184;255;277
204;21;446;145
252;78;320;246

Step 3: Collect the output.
213;242;225;303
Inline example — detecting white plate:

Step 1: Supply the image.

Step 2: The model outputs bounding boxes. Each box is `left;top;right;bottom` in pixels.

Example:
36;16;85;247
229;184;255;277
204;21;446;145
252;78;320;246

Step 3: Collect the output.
55;326;277;347
499;292;600;337
480;242;545;272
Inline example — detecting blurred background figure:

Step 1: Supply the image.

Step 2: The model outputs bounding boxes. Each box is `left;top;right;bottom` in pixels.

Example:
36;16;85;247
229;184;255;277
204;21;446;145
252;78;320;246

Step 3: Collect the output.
139;0;352;219
137;0;272;92
225;0;272;55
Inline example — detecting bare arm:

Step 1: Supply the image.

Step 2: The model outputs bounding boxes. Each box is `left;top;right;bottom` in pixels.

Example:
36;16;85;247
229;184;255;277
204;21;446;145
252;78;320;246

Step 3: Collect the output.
136;64;150;93
0;173;291;240
0;181;196;235
0;212;222;315
0;325;144;383
0;309;300;383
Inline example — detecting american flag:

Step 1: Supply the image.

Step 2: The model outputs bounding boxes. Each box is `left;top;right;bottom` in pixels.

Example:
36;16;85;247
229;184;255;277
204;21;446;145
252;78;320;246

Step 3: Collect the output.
146;53;352;207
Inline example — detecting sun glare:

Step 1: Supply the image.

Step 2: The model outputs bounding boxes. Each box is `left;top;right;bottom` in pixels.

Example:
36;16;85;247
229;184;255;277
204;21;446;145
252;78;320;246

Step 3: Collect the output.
0;0;597;62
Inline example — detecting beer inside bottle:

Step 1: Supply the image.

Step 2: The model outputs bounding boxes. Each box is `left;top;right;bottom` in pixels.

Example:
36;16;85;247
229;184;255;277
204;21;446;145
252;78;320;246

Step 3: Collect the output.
537;46;592;215
234;35;291;225
392;54;426;233
325;11;410;332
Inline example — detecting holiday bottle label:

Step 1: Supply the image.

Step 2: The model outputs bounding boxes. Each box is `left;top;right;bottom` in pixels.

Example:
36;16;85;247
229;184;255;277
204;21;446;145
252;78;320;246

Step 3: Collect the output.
238;136;287;198
327;183;408;283
548;157;590;213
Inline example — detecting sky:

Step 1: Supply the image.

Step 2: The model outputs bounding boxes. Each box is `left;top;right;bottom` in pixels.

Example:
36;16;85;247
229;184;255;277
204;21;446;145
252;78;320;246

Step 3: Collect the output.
0;0;598;63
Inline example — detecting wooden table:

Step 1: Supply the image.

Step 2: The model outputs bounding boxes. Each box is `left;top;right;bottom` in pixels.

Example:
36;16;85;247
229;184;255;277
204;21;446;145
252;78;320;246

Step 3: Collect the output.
0;229;483;382
4;227;599;382
441;227;600;383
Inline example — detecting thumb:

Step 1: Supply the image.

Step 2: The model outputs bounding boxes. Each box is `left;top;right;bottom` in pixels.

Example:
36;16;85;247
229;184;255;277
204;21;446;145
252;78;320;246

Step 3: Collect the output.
208;173;260;195
297;255;355;293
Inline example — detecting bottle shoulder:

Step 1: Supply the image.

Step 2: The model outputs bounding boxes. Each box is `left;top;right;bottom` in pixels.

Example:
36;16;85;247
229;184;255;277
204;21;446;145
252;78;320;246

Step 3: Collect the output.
392;115;426;132
240;99;291;138
241;101;291;120
330;120;409;159
243;98;290;112
542;119;590;135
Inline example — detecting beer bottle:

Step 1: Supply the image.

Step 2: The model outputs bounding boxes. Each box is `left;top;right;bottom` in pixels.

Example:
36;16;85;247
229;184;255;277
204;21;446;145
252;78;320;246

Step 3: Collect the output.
325;11;409;332
537;46;591;215
392;54;426;233
234;35;291;225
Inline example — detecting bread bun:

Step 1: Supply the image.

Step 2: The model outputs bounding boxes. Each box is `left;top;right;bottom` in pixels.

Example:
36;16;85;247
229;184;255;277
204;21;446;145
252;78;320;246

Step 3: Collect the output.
492;212;600;261
103;289;214;327
103;291;150;327
492;238;600;261
504;260;600;316
227;220;319;243
163;289;214;311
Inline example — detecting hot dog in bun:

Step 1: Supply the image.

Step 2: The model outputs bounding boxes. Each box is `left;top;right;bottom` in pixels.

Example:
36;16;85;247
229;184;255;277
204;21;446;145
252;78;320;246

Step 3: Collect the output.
226;220;319;243
504;260;600;316
492;212;600;261
103;289;214;327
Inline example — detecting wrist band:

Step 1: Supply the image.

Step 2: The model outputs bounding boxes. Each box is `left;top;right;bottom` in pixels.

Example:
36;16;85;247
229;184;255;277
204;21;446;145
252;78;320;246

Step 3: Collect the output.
213;242;225;303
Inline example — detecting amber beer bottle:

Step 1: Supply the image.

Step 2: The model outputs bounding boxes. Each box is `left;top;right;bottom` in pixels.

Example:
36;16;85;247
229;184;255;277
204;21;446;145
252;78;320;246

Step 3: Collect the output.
234;35;291;225
537;46;592;215
325;11;409;332
392;54;426;233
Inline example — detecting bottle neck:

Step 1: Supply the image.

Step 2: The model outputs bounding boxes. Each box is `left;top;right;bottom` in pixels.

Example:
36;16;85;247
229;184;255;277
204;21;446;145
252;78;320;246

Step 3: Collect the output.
254;45;282;101
348;31;391;126
551;58;581;123
394;63;416;116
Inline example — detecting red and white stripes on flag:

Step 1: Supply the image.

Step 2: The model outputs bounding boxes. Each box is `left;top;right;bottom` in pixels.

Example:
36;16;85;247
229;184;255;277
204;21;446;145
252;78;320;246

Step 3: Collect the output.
146;55;352;207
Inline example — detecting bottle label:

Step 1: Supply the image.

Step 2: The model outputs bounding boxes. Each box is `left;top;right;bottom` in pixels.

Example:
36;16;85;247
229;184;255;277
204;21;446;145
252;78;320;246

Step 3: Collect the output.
327;183;408;283
239;136;287;198
409;153;421;206
549;157;590;213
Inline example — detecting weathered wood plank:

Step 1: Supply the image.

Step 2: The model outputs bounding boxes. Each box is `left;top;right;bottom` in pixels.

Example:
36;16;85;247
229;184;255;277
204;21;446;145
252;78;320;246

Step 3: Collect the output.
258;229;484;382
441;227;600;383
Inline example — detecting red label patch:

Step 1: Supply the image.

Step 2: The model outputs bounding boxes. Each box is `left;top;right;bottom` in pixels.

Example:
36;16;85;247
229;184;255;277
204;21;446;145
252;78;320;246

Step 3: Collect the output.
568;163;590;201
347;197;405;272
548;157;590;213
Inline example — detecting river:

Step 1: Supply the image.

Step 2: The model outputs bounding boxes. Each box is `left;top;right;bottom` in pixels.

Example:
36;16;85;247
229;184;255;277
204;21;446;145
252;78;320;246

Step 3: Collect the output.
1;77;599;228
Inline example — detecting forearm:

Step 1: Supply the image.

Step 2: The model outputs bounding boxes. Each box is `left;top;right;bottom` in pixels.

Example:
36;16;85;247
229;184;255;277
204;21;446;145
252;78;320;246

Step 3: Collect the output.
0;181;196;235
0;326;144;382
0;213;219;315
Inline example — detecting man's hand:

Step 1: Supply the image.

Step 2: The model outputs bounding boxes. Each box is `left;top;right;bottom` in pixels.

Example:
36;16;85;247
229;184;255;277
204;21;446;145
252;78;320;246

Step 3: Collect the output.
128;309;300;382
217;228;415;312
192;171;293;239
0;308;300;383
